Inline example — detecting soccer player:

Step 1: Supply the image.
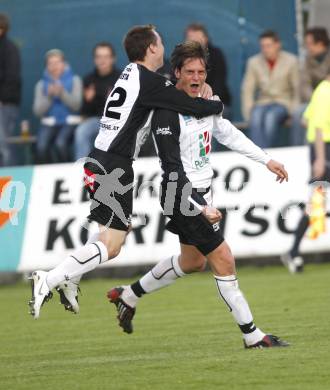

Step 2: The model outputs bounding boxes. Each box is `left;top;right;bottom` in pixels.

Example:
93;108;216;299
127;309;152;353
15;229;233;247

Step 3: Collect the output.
281;74;330;273
107;41;289;348
28;25;223;319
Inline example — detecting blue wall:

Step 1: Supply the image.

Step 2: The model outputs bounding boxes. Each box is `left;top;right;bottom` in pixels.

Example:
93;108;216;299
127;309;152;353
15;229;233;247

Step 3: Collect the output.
1;0;297;127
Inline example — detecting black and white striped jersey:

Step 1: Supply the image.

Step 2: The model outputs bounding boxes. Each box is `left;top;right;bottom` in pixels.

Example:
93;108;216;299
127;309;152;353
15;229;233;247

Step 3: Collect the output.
94;63;223;159
152;107;270;203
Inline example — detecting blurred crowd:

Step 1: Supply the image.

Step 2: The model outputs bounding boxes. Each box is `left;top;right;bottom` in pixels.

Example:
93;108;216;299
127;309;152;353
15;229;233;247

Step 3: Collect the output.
1;13;330;166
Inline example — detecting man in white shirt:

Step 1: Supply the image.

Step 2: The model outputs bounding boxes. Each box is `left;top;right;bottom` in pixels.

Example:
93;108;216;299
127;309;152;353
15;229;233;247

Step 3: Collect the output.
108;41;289;349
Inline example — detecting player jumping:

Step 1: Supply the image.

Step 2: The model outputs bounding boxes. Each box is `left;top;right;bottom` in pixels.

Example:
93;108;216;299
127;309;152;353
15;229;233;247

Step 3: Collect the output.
107;41;289;348
28;25;223;319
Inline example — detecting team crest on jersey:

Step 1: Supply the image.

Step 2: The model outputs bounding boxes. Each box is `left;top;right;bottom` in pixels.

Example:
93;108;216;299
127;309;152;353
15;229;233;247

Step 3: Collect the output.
199;131;211;157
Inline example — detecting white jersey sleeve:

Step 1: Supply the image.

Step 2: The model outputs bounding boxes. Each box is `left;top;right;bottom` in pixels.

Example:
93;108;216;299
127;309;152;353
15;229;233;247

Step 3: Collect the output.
213;116;271;165
133;110;154;159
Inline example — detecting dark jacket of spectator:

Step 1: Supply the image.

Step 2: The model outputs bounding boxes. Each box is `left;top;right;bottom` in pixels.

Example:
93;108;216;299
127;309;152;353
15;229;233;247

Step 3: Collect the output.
206;44;231;106
0;34;21;105
81;68;121;117
300;49;330;102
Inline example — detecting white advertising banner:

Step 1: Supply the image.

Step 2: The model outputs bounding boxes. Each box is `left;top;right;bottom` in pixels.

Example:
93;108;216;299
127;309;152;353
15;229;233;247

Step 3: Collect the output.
17;147;330;272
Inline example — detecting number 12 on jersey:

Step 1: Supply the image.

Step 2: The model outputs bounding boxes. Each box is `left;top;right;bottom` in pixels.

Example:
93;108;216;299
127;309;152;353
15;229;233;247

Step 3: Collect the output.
105;87;127;119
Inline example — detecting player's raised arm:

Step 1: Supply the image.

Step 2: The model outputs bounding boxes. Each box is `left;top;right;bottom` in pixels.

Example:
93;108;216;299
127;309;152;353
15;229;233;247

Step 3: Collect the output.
213;115;270;164
213;115;288;182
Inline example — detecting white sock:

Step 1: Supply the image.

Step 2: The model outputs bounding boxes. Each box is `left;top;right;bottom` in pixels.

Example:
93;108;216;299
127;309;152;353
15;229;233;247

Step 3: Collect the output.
123;255;186;308
46;241;108;290
214;275;265;345
121;285;140;308
140;255;186;293
69;232;101;286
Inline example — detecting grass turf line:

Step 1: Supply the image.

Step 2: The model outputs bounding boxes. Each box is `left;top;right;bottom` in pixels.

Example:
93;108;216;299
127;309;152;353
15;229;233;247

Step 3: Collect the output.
1;264;330;390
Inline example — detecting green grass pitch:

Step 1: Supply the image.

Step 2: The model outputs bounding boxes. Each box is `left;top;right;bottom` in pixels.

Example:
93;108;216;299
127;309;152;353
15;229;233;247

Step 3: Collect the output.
1;263;330;390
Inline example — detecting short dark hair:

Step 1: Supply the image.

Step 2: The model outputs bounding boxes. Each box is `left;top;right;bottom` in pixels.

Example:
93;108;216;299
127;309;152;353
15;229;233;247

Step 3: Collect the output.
124;24;158;62
305;27;330;47
185;22;209;40
259;30;280;42
171;41;209;73
93;42;116;57
0;13;10;34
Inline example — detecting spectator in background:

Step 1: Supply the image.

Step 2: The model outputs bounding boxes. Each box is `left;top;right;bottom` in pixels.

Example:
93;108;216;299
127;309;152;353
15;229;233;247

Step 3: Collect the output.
185;23;231;152
184;23;231;112
291;27;330;146
0;13;21;166
281;74;330;273
74;42;121;160
33;49;82;163
241;30;299;148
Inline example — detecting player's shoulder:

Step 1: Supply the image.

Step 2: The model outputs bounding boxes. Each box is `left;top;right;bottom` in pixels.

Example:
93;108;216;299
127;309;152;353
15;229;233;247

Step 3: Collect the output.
153;107;179;119
151;107;180;127
138;64;172;85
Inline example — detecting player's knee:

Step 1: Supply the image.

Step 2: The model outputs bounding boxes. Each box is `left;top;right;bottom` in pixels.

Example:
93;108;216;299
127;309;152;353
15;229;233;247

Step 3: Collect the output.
194;258;207;272
180;254;206;273
215;241;232;257
99;228;127;260
99;239;123;260
106;244;122;259
196;260;206;272
211;241;235;268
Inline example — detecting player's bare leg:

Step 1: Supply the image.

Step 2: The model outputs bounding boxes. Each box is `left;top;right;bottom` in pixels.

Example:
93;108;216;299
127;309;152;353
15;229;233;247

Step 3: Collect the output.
29;225;127;319
207;241;289;348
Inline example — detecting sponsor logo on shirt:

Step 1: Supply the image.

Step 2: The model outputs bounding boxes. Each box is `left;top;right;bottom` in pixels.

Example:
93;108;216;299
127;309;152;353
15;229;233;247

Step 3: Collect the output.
194;156;210;169
100;122;119;131
194;131;211;169
156;126;172;135
199;131;211;157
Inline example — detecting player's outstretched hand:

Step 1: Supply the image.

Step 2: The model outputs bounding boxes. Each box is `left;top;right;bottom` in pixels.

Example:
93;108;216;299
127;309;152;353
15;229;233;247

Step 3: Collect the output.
202;206;222;224
200;83;213;99
266;159;288;183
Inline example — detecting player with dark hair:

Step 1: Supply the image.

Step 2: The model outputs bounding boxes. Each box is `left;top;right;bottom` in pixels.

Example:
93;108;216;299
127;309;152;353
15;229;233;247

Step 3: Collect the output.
108;41;289;348
28;25;223;319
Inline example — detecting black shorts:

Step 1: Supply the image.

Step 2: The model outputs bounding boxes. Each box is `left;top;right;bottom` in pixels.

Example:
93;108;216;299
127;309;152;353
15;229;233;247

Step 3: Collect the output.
163;187;224;256
83;148;133;231
309;143;330;184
